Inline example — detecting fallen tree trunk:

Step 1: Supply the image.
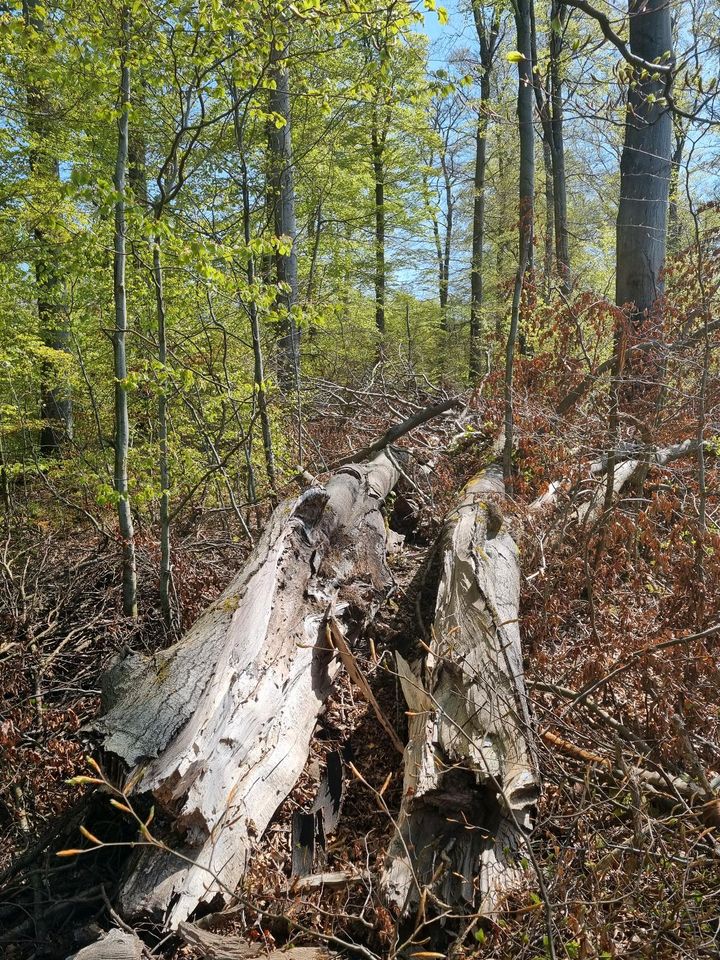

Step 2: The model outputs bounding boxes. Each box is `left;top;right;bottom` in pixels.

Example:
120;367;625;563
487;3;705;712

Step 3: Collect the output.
382;463;539;937
94;452;402;927
530;436;714;529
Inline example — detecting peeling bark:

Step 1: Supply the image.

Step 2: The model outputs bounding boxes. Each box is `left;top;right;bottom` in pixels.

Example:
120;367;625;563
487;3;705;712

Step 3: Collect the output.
382;463;538;932
94;452;401;927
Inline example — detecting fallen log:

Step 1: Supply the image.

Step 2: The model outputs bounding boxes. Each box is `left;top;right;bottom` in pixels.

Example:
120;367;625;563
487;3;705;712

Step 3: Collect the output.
530;436;715;528
93;452;402;928
178;924;330;960
555;317;720;415
382;463;539;935
68;929;146;960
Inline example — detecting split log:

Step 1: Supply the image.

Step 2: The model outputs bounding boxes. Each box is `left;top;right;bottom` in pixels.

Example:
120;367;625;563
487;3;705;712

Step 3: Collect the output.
93;452;402;928
382;463;539;929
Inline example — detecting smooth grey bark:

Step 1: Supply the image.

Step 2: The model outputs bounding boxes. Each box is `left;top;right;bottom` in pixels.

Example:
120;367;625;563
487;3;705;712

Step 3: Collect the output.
112;13;138;619
438;151;453;326
615;0;673;319
531;1;570;295
268;43;300;388
371;105;388;337
549;0;570;291
469;3;500;382
542;134;555;297
382;464;539;934
152;240;171;625
23;0;72;454
503;0;534;488
95;452;402;927
232;89;277;496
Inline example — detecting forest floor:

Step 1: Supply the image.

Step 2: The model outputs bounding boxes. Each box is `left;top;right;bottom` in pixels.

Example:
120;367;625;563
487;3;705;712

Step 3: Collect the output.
1;367;719;959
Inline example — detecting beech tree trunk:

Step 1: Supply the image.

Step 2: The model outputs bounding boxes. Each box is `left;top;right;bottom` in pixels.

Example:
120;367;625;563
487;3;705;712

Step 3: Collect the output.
268;42;300;387
112;12;137;619
371;106;387;338
504;0;535;487
94;452;402;927
615;0;672;319
549;0;570;292
382;463;539;937
24;0;73;454
469;4;500;383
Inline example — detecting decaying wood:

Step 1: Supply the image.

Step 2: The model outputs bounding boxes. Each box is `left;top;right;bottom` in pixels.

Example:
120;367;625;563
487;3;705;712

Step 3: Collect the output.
326;617;404;753
68;929;145;960
331;394;462;468
530;436;714;527
291;751;344;877
382;463;539;928
94;452;401;928
178;924;331;960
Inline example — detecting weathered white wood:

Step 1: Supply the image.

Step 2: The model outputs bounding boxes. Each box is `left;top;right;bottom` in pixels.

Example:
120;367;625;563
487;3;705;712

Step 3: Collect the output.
530;437;710;523
382;464;539;923
95;453;401;928
178;924;331;960
66;929;145;960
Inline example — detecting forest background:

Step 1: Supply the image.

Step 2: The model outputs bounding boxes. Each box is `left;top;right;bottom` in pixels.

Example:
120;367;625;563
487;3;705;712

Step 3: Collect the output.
1;0;720;957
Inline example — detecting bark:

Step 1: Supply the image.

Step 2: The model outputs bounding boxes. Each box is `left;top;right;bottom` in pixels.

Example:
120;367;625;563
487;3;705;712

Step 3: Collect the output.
615;0;673;319
542;133;554;298
268;43;300;388
233;92;277;496
113;13;138;619
440;152;453;325
504;0;534;488
152;239;171;625
371;107;387;338
68;929;145;960
179;925;329;960
23;0;72;454
94;452;402;927
469;4;500;383
531;1;570;296
549;0;570;291
382;464;539;932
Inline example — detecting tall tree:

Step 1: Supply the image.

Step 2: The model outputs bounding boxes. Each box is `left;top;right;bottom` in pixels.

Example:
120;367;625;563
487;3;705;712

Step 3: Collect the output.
531;1;570;296
371;98;389;338
268;38;300;387
112;7;138;619
615;0;673;320
548;0;570;291
503;0;535;487
470;2;501;381
23;0;72;454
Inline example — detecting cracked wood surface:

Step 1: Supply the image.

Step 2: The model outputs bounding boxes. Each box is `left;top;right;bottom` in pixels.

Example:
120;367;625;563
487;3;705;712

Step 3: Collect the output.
382;463;539;926
94;452;401;928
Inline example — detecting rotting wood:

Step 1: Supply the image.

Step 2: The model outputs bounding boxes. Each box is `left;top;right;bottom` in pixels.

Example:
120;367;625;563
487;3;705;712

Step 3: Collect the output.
93;452;401;928
67;928;145;960
529;436;716;528
382;462;539;934
329;394;463;469
326;616;404;753
178;923;331;960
